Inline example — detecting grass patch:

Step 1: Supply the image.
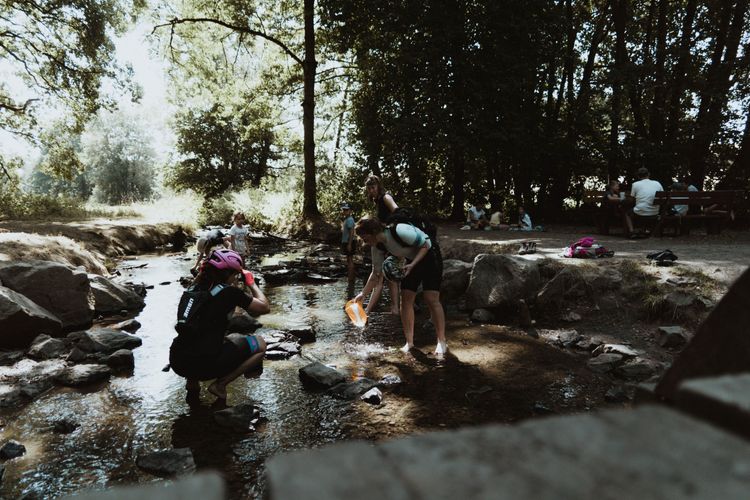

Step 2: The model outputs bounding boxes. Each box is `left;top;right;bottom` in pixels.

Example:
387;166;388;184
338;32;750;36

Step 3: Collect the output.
618;260;666;317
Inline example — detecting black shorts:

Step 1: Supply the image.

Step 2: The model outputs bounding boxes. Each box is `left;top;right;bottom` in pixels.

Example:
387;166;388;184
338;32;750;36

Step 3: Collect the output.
169;334;262;381
341;240;357;256
401;246;443;292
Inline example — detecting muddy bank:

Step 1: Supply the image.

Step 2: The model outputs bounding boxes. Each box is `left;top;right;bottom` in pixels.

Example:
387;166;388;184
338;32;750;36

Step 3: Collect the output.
0;221;189;273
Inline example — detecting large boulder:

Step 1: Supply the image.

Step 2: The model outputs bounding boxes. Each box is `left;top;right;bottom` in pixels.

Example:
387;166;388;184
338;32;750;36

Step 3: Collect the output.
75;328;142;354
54;364;111;386
88;275;145;314
27;334;68;360
0;260;92;330
465;255;541;309
0;286;62;348
440;260;473;304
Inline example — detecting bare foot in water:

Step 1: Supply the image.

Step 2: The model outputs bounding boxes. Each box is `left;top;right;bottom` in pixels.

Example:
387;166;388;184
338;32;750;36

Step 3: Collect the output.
434;341;448;356
400;343;414;353
208;381;227;400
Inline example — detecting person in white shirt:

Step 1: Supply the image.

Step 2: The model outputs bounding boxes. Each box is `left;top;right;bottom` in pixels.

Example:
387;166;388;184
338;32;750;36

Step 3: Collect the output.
625;167;663;236
229;211;251;261
463;201;488;230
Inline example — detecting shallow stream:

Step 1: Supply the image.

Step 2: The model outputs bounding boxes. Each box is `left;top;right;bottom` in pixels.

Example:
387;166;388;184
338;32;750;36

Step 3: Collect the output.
0;250;395;499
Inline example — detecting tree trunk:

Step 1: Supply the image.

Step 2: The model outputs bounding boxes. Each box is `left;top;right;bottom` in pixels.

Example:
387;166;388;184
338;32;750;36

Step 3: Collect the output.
609;0;627;180
648;0;667;150
728;111;750;186
302;0;320;218
689;0;748;187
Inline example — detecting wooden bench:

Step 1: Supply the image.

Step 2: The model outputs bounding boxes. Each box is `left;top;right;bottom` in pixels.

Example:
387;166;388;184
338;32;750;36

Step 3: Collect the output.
582;189;633;235
653;190;742;236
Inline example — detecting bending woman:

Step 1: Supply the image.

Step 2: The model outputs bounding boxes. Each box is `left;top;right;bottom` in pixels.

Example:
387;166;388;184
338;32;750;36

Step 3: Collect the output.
364;175;400;315
354;217;447;355
170;249;270;401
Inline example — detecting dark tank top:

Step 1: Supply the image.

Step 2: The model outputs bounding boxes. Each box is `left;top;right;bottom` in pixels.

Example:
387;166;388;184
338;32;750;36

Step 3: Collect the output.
377;193;394;221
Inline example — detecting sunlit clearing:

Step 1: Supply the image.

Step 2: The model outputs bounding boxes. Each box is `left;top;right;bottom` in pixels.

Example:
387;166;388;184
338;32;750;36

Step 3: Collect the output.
85;189;201;227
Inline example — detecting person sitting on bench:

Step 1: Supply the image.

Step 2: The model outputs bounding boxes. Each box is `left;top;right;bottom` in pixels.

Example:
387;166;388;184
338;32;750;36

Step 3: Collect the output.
626;167;663;237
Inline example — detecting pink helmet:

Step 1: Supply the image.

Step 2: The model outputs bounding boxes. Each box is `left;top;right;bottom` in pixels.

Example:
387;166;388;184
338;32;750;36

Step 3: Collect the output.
206;249;244;272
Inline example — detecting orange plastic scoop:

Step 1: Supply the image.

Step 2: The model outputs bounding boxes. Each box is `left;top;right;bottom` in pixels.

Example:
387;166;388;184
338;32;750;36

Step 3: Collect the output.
345;299;368;327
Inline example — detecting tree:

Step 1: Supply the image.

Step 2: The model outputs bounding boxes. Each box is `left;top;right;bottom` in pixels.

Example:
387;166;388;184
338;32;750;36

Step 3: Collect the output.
168;103;279;197
80;111;156;204
154;0;322;218
0;0;144;145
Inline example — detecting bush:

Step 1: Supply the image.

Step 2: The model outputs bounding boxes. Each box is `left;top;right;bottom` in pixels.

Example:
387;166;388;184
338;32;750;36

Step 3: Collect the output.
197;196;235;227
0;187;91;220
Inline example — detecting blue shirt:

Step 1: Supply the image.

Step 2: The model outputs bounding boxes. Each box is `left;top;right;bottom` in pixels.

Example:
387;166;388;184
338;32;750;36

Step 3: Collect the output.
342;216;355;243
371;224;431;271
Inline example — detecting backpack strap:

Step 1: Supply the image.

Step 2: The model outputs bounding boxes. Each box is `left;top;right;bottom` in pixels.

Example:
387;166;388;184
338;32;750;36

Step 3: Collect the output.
209;284;226;296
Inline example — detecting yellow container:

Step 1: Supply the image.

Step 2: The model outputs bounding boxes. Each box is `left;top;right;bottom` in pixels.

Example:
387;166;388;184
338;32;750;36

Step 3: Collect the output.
345;299;368;327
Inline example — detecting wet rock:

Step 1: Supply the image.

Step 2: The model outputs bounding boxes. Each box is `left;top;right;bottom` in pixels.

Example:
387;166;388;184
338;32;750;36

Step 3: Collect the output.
226;310;262;333
605;385;629;403
587;353;624;373
104;349;135;370
299;362;347;389
592;344;639;358
532;402;554;415
328;378;378;400
66;330;86;342
19;380;52;400
561;311;582;322
575;337;603;351
361;387;383;405
0;463;4;483
0;385;22;408
52;418;80;434
136;448;196;476
287;327;316;344
27;335;67;360
214;403;261;432
471;308;496;323
378;374;402;387
466;255;541;309
66;347;87;363
268;342;300;355
0;260;92;330
265;350;295;360
112;319;141;333
658;326;691;348
0;286;63;348
260;330;287;343
76;328;142;354
553;330;582;348
55;364;110;386
0;350;25;366
0;440;26;459
440;260;473;304
615;357;661;380
88;274;145;314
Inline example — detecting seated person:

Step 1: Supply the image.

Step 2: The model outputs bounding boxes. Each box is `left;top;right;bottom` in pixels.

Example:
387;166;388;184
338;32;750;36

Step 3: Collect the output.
489;207;508;230
463;202;489;230
512;206;533;231
625;167;663;236
669;181;697;216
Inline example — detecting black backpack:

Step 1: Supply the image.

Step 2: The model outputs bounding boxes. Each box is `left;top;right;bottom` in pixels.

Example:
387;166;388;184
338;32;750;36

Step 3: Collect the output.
174;284;226;337
386;207;439;248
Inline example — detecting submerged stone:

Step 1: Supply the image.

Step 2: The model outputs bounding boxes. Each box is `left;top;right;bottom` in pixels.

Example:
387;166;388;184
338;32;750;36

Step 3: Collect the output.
136;448;196;476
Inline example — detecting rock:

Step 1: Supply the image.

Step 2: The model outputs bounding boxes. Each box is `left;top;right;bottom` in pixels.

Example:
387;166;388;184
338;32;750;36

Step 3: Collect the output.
616;357;661;380
470;308;496;323
0;286;63;348
52;418;80;434
265;350;295;360
27;335;67;360
66;347;87;363
55;364;111;386
0;350;25;366
592;344;639;358
0;260;92;330
287;327;316;344
587;353;624;373
76;328;142;354
104;349;134;370
532;402;554;415
466;255;541;309
658;326;691;348
19;380;52;400
440;260;473;303
575;337;603;351
328;378;379;400
666;276;698;286
0;463;4;483
112;319;141;333
88;274;145;314
554;330;582;348
136;448;196;476
561;311;582;322
226;310;262;333
605;385;629;403
270;342;300;355
0;440;26;459
260;330;288;343
214;403;261;432
0;385;22;408
299;362;347;389
517;299;533;328
378;374;402;387
536;267;585;309
661;290;709;320
361;387;383;405
66;331;86;342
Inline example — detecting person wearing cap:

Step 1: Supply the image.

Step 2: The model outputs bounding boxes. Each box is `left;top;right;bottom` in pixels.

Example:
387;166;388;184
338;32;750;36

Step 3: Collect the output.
340;202;356;273
190;228;228;276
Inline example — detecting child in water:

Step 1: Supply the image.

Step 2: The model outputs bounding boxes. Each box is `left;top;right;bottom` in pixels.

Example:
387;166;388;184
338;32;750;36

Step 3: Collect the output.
229;211;251;264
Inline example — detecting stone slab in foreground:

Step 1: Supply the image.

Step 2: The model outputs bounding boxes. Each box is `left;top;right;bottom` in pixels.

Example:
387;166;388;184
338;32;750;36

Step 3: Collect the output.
267;405;750;500
64;471;224;500
676;373;750;441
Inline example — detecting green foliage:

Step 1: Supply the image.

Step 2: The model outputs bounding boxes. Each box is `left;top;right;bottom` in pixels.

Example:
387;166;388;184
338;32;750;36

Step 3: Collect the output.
168;102;279;197
1;168;91;220
197;195;235;227
80;111;157;204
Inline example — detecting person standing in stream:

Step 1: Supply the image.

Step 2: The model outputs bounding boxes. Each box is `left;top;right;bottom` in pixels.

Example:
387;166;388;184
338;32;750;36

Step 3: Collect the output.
364;174;400;315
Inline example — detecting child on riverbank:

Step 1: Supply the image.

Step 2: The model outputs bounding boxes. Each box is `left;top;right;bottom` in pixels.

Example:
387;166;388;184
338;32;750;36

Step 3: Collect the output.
229;211;251;264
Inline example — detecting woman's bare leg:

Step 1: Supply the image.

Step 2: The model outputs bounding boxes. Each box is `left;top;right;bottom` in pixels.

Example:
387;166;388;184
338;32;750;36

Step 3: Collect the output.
423;290;447;354
388;279;400;315
399;290;416;352
208;338;266;400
